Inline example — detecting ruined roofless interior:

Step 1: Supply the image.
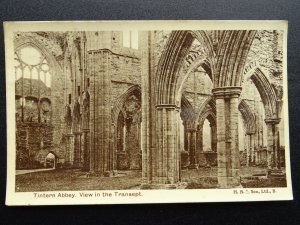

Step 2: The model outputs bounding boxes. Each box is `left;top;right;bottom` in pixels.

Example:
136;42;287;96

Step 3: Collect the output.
14;30;286;189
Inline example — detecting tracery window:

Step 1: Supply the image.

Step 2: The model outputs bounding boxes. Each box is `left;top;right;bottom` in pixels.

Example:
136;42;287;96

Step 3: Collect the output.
15;46;52;87
15;46;52;123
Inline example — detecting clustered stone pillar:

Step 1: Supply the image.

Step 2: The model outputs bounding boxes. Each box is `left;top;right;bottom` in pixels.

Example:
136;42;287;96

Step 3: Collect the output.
140;31;151;184
196;126;203;165
265;118;281;169
246;132;255;166
153;105;180;184
183;122;188;152
88;50;112;175
73;131;82;167
82;128;90;171
179;121;190;168
65;133;74;166
187;122;198;169
212;87;242;188
210;123;217;152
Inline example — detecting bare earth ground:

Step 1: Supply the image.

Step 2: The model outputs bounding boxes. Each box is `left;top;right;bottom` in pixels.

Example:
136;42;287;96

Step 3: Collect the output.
16;168;55;175
15;167;287;192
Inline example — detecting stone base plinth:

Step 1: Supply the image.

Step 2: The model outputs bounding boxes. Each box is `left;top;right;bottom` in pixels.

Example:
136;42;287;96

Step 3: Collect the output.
267;169;285;178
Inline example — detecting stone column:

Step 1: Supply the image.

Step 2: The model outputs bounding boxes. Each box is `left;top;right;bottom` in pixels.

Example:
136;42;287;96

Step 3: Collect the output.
254;130;259;165
180;121;190;168
187;124;198;169
140;31;152;184
196;126;207;167
73;131;83;167
65;133;74;166
88;50;111;175
247;132;255;166
153;105;180;184
245;134;250;167
196;125;201;158
82;128;90;171
265;118;281;169
110;123;117;171
212;87;242;188
211;124;217;152
184;122;188;152
266;123;273;168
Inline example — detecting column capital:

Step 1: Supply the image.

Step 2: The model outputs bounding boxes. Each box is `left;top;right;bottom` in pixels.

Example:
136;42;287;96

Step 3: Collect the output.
185;119;198;130
246;131;256;135
186;128;197;132
155;104;180;111
212;86;242;99
265;118;281;125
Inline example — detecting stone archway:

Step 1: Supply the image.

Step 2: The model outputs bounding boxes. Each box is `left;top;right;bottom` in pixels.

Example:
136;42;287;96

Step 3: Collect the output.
249;67;283;169
112;85;142;171
45;152;57;168
238;99;257;166
14;36;64;170
196;98;217;167
180;95;197;169
143;30;257;187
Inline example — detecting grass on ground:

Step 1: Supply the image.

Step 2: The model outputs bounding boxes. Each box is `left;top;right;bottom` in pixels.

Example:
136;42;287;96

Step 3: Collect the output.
15;166;287;191
16;169;141;192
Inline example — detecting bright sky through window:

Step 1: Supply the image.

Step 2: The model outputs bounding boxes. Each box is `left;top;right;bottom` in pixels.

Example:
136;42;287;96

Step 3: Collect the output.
15;46;52;87
19;47;41;65
123;31;138;49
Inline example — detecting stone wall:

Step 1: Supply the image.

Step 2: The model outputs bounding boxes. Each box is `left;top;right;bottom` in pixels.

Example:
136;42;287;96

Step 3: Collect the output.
15;32;66;168
110;48;141;104
244;30;283;86
16;123;54;169
13;30;285;178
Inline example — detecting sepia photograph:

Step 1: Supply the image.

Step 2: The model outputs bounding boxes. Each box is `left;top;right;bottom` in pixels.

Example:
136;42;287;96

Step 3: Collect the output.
4;20;292;205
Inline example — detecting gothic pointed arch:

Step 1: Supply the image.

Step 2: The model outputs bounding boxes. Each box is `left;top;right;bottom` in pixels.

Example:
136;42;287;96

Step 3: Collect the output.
238;99;256;134
184;55;213;82
198;103;216;128
111;85;141;123
180;95;196;122
155;31;214;105
112;85;142;170
14;36;62;74
250;68;279;119
196;96;216;122
214;30;257;87
176;56;213;103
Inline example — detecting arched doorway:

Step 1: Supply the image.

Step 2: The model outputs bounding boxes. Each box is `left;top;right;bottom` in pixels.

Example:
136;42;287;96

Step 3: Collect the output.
45;152;56;169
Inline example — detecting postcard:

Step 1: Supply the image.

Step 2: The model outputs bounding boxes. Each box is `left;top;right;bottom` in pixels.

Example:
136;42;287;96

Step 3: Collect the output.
4;20;292;205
